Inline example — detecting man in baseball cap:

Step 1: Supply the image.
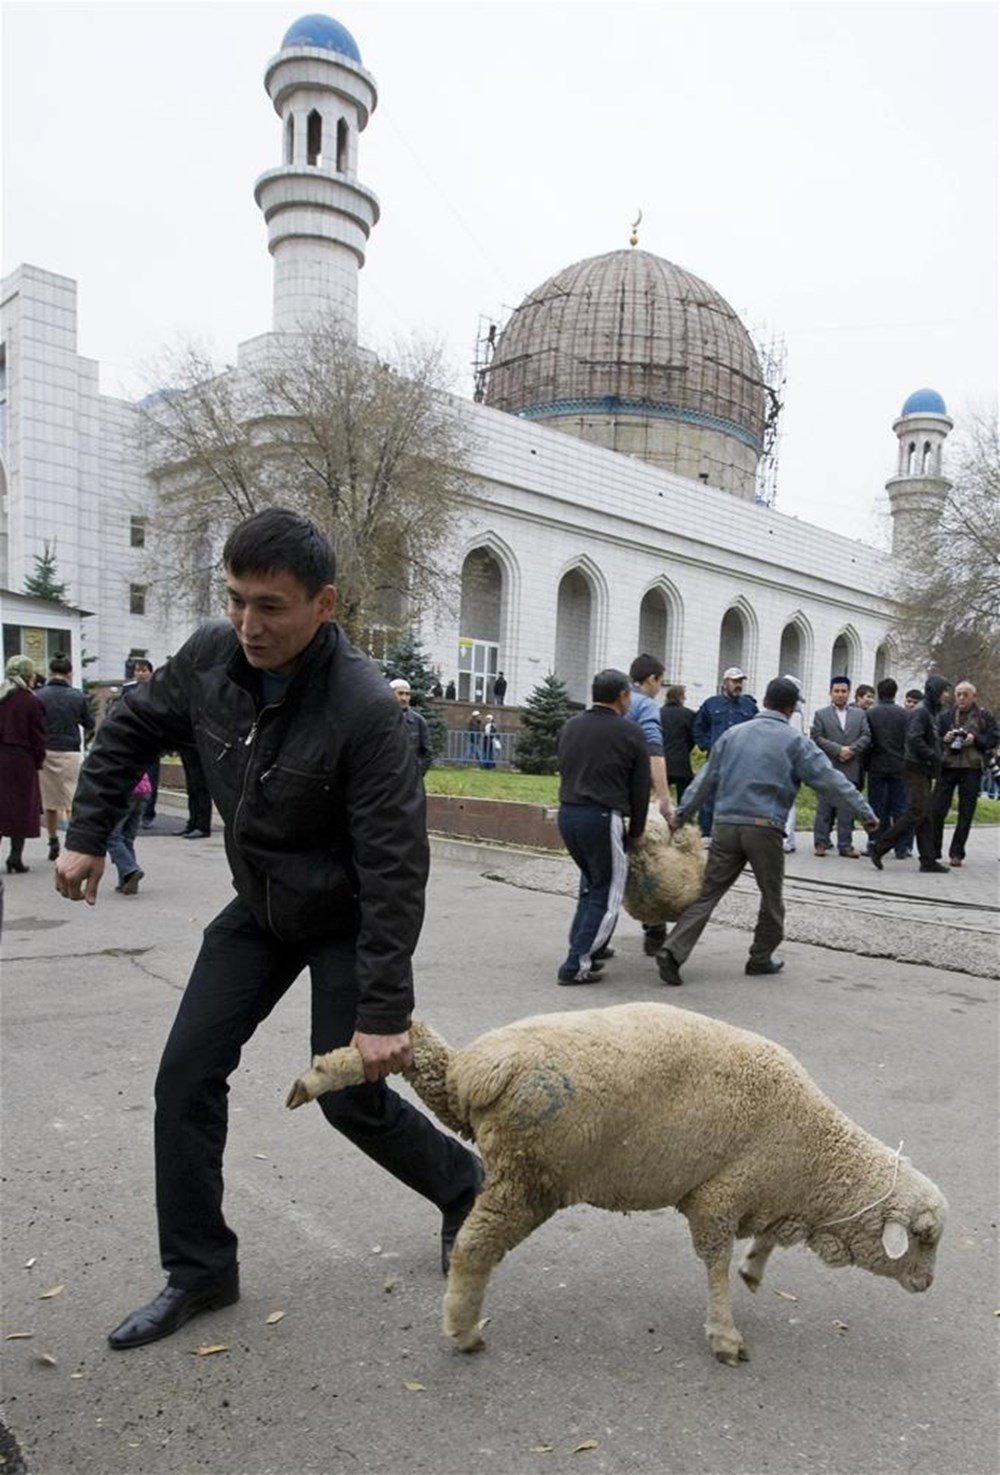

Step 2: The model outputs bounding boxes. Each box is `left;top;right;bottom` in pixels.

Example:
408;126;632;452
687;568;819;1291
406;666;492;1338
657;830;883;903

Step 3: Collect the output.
691;667;758;840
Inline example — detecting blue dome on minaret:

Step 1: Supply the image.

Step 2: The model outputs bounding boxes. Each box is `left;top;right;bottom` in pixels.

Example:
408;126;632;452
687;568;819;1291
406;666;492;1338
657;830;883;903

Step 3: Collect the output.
281;14;362;63
901;387;947;416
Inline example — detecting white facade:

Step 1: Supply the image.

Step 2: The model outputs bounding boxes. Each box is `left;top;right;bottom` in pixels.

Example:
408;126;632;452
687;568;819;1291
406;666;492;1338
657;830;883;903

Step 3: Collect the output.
0;15;928;708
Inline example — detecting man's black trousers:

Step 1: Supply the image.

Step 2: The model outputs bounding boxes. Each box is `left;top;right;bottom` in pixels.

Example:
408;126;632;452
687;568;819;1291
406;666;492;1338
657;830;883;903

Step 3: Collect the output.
155;897;479;1290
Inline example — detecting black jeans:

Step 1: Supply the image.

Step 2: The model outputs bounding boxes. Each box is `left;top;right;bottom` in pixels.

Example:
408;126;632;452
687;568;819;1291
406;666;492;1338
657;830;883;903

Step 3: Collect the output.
868;772;911;856
932;768;982;860
663;823;785;967
155;898;479;1289
179;745;212;833
874;771;936;864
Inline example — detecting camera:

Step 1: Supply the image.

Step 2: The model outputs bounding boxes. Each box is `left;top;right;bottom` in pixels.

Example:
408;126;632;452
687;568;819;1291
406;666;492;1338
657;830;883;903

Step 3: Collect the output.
950;728;966;752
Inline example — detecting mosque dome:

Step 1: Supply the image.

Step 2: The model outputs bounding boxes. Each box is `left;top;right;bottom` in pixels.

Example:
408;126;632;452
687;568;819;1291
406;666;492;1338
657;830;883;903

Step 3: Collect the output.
484;249;766;497
280;14;362;64
900;387;947;416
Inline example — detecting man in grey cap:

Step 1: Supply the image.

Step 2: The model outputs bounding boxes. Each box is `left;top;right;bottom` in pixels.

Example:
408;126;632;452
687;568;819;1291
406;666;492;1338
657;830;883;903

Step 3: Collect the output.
691;668;758;840
389;679;432;776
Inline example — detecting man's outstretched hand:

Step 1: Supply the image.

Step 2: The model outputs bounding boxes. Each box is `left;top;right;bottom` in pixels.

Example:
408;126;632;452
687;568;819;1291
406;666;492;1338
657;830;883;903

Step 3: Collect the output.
351;1030;413;1083
54;850;105;906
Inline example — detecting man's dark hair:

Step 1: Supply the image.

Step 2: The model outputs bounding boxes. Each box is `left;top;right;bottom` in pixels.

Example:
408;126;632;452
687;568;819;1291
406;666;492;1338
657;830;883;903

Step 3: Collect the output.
830;675;851;690
48;652;71;676
664;684;686;705
877;678;897;700
764;677;800;714
855;684;874;701
223;508;336;596
905;688;923;702
629;653;665;685
133;657;154;674
592;668;630;705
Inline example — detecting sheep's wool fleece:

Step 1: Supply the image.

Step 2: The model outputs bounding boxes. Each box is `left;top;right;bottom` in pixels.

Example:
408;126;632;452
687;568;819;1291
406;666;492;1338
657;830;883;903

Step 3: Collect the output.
624;809;706;923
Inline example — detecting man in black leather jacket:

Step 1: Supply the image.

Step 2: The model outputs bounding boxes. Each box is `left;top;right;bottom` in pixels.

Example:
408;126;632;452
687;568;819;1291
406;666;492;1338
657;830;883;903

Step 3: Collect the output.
870;674;952;873
56;509;482;1349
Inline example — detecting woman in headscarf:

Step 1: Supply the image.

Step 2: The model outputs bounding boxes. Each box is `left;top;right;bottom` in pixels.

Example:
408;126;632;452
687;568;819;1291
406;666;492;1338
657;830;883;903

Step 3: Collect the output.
0;655;47;871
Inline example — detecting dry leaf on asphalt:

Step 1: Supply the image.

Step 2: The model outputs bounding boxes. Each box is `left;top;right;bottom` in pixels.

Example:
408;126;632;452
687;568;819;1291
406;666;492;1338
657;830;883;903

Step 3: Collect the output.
70;1372;85;1379
35;1353;58;1367
24;1258;36;1269
832;1320;849;1331
403;1380;426;1392
774;1289;798;1301
39;1285;65;1299
529;1445;554;1454
5;1333;33;1340
265;1311;285;1325
192;1343;230;1357
383;1278;398;1293
573;1440;599;1453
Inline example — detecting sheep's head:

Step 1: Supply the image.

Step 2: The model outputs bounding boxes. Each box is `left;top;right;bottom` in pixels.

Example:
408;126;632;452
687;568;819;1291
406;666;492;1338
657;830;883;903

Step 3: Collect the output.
807;1164;947;1292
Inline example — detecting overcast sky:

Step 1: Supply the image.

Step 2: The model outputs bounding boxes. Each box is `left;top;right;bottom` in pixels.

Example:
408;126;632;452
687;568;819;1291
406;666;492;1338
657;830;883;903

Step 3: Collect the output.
3;0;996;540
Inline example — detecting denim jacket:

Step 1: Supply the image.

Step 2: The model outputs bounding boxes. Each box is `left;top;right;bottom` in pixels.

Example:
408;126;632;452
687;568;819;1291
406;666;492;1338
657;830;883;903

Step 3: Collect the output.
676;709;877;832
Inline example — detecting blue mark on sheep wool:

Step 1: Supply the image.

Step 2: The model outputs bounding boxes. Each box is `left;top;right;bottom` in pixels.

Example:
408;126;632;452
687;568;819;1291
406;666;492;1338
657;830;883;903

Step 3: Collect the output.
508;1068;576;1130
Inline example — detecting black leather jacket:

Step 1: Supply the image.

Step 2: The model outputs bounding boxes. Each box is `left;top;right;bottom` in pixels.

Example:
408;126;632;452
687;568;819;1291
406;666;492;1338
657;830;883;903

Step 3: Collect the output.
66;621;427;1033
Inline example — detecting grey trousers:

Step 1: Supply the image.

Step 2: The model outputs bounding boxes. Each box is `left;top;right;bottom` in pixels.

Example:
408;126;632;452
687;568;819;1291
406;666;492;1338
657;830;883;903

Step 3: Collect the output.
663;823;785;967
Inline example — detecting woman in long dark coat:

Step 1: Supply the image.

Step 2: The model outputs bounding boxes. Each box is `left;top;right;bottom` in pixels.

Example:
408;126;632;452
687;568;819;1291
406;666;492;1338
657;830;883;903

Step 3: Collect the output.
0;655;46;872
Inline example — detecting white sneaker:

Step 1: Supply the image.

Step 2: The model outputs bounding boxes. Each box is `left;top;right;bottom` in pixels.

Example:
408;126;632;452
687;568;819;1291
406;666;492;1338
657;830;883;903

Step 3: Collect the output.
701;835;712;849
783;841;796;853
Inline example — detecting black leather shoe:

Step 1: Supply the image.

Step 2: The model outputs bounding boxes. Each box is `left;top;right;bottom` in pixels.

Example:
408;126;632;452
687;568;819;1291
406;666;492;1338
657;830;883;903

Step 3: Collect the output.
107;1278;240;1349
919;862;949;874
745;958;785;976
657;950;683;987
869;847;884;871
592;945;615;961
441;1159;486;1275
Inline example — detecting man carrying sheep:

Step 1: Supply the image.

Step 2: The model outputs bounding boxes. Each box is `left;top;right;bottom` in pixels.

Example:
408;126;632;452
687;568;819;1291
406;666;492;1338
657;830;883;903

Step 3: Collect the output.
658;676;879;985
556;668;651;983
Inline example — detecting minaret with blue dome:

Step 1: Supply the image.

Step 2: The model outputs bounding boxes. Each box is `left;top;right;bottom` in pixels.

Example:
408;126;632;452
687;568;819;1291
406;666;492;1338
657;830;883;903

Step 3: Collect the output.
253;14;379;336
885;388;953;556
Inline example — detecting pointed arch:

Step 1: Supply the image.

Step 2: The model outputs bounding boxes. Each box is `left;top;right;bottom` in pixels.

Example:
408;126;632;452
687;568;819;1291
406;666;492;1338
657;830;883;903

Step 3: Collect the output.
777;609;814;692
874;634;898;685
457;531;521;705
636;575;684;681
717;595;759;688
830;624;862;684
554;554;610;704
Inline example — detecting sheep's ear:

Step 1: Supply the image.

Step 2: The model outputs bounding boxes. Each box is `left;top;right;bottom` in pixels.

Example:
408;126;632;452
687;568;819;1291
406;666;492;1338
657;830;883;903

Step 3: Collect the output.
882;1221;909;1260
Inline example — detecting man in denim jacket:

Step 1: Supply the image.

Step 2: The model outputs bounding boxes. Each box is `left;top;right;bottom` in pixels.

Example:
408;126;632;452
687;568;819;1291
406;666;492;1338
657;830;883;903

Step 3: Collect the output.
657;677;878;986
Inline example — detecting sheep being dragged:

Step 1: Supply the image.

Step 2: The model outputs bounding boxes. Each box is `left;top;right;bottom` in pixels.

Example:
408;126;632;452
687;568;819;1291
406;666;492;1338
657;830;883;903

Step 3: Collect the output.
286;1003;946;1366
623;808;706;924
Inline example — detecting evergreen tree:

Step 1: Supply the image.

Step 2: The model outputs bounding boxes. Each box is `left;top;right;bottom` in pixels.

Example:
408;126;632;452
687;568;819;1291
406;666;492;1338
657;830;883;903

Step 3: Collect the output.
514;672;572;774
381;630;447;757
24;541;69;603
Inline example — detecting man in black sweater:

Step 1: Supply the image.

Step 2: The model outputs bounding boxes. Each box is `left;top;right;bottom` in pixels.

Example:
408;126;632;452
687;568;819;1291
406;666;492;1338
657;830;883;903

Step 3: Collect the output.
870;675;952;872
555;669;651;984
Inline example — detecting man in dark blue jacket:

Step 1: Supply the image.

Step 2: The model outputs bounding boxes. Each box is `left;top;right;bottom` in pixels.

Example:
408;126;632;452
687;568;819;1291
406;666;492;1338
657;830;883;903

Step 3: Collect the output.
691;668;758;838
55;509;482;1349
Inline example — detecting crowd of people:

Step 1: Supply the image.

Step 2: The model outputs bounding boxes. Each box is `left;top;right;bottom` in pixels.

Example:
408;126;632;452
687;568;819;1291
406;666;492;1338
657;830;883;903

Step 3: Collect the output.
553;653;997;988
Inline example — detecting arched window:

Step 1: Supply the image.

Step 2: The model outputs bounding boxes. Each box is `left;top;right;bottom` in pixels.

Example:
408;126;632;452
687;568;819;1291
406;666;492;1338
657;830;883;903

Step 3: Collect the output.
555;569;594;705
778;622;803;682
307;109;322;167
921;441;933;473
831;635;850;682
718;607;748;684
874;640;894;685
336;117;349;172
284;113;294;164
906;441;916;475
637;588;669;670
458;548;503;704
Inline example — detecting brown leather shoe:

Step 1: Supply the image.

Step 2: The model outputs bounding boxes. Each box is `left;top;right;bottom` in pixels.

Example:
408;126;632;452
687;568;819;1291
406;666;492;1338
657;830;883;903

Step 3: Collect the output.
813;843;828;857
949;857;963;867
838;847;860;859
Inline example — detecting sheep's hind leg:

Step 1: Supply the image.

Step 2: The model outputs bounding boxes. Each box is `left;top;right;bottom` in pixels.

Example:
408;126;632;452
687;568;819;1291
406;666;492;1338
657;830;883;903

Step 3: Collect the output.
702;1248;749;1366
443;1187;553;1353
738;1235;777;1293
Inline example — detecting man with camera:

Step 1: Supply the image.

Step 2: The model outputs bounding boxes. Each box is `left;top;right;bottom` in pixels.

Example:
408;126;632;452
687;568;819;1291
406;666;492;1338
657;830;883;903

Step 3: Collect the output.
932;681;997;867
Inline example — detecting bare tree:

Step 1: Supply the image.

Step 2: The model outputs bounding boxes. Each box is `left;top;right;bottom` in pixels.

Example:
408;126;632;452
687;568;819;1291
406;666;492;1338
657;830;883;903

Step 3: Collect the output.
892;409;1000;707
140;320;474;641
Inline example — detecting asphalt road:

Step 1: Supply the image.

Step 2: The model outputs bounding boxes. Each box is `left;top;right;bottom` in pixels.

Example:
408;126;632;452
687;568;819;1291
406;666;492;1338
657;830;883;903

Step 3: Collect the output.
1;819;997;1475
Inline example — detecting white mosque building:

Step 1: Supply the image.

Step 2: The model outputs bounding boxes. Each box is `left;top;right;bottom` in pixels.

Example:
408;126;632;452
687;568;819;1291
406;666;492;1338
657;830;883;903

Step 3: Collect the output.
0;13;952;714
